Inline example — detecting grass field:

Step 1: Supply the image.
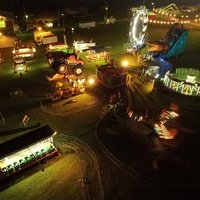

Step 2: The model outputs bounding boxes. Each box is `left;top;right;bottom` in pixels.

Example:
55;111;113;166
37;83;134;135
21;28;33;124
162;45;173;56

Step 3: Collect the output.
1;20;200;71
66;22;200;72
0;153;84;200
0;19;200;200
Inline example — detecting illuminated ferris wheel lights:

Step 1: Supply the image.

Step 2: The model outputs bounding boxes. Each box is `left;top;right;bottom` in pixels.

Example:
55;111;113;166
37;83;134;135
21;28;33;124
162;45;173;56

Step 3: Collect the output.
129;6;148;50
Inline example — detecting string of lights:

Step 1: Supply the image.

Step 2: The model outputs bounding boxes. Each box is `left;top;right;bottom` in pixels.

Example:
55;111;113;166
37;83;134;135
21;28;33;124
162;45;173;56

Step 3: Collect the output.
152;8;200;24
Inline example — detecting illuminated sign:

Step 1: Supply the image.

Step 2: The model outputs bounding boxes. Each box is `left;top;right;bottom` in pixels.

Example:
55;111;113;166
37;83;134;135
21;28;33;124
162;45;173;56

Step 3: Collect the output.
0;20;5;28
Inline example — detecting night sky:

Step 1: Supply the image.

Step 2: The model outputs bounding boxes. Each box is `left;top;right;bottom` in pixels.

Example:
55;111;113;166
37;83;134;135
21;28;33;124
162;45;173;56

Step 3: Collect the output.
0;0;199;15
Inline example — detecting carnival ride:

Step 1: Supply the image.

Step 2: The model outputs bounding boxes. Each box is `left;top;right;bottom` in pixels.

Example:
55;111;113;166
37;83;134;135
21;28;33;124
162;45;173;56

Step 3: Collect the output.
46;77;86;102
46;51;87;102
140;23;189;81
124;8;190;94
126;6;189;79
95;6;200;189
147;23;189;59
46;51;69;66
127;6;148;52
98;6;191;97
118;7;160;98
141;54;172;79
154;103;180;139
47;53;84;76
97;6;156;90
114;7;193;135
163;68;200;96
96;7;149;90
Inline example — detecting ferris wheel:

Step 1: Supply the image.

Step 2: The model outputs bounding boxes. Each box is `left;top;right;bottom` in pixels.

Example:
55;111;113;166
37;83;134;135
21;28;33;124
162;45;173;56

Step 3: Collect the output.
128;6;148;50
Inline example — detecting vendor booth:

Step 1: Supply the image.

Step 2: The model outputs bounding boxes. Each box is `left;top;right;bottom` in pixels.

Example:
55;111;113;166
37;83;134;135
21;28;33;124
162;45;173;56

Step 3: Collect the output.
0;125;58;180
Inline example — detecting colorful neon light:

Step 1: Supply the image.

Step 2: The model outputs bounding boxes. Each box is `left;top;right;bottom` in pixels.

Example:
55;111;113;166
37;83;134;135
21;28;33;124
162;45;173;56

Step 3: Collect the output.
163;68;200;96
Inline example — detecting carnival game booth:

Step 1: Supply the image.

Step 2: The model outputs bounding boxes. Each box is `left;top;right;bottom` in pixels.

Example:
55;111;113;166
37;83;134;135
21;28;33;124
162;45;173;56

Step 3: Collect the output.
12;45;36;60
73;40;96;53
162;68;200;96
46;43;69;53
126;6;148;52
85;46;110;62
96;64;128;89
0;125;58;180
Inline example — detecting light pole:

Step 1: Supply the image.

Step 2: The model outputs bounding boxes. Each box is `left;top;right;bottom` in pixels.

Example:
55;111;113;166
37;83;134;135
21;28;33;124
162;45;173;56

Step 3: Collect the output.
15;16;18;25
104;6;108;23
151;2;155;10
57;11;60;27
25;15;28;31
61;13;65;29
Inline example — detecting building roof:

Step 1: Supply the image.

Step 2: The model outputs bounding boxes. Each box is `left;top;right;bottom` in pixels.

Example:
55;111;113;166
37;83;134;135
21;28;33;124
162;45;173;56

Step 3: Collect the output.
0;10;13;19
97;64;126;77
0;125;55;159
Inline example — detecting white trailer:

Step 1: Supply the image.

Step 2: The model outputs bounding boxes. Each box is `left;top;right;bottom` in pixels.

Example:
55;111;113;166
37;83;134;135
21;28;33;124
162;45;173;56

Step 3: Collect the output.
41;35;58;45
73;41;96;52
79;21;96;29
33;30;58;45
